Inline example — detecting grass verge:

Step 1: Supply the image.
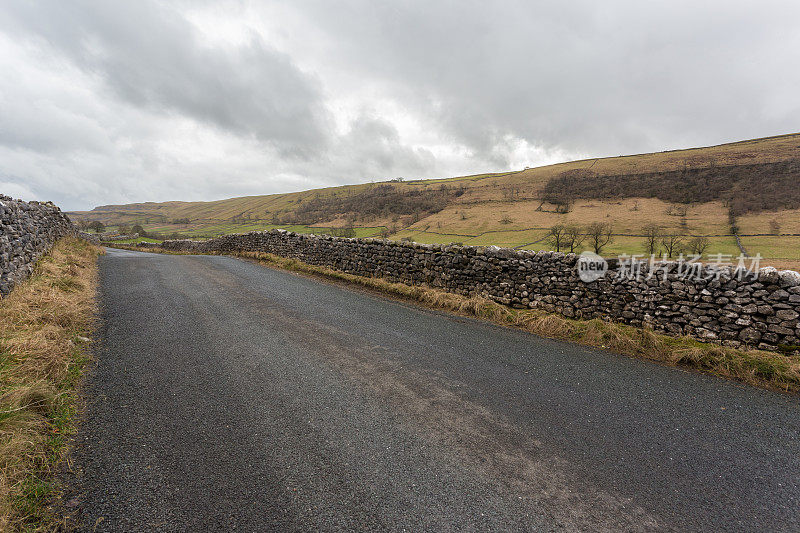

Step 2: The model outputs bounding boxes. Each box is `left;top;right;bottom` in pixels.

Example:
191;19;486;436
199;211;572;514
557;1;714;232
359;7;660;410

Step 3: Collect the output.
0;237;102;531
115;244;800;394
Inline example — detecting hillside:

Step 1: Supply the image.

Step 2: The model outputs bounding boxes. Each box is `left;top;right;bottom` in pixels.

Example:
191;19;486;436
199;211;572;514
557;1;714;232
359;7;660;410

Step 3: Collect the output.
70;133;800;268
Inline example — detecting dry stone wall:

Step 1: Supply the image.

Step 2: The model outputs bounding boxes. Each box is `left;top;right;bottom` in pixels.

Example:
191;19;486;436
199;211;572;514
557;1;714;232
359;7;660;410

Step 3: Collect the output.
0;195;77;297
99;233;139;242
151;229;800;351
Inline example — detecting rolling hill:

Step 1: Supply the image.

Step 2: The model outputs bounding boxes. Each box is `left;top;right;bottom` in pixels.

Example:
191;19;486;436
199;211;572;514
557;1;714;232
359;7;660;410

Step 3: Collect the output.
69;132;800;269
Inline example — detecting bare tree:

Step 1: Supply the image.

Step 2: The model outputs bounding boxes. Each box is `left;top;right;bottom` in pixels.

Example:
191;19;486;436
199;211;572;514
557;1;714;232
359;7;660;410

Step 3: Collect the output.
331;221;357;238
554;196;573;214
661;234;685;258
642;223;662;255
688;235;710;256
563;225;585;253
88;220;105;234
546;224;567;252
586;222;613;254
769;218;781;235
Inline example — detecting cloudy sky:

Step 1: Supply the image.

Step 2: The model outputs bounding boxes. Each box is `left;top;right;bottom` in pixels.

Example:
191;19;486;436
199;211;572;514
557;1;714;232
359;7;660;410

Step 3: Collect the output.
1;1;799;211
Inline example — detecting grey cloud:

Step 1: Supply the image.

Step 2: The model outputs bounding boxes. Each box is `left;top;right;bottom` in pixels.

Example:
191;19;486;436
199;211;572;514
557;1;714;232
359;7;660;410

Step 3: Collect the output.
1;1;799;211
2;0;332;156
330;114;436;181
294;0;800;157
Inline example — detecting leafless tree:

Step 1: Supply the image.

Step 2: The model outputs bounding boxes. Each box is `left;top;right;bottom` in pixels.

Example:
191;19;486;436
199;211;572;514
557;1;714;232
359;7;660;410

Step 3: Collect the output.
770;218;781;235
554;196;573;214
586;222;613;254
546;224;567;252
563;225;585;253
661;234;685;258
87;220;105;233
331;226;356;238
688;235;710;256
642;224;662;255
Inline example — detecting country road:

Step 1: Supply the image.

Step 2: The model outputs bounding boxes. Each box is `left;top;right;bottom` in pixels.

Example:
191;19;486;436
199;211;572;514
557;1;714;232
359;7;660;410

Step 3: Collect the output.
67;248;800;531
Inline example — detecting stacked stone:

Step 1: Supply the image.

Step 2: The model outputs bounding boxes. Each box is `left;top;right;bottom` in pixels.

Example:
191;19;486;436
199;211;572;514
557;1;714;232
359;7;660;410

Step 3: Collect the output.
152;229;800;351
0;195;76;297
99;233;140;242
79;232;101;245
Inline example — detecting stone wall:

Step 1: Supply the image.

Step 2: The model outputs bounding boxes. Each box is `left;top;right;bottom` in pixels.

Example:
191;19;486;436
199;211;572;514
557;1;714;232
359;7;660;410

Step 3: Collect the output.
0;195;77;297
99;232;139;242
79;232;101;245
149;229;800;351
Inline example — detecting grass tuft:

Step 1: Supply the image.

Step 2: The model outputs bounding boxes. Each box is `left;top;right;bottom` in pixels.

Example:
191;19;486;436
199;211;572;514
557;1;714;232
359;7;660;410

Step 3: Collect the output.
0;237;102;531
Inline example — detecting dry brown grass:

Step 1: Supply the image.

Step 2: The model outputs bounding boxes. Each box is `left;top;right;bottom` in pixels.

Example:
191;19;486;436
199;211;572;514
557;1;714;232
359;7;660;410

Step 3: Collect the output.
0;237;102;531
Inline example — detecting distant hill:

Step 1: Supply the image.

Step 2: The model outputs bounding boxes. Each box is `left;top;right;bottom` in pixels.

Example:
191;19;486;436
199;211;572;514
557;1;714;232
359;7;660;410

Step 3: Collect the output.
543;159;800;217
70;133;800;269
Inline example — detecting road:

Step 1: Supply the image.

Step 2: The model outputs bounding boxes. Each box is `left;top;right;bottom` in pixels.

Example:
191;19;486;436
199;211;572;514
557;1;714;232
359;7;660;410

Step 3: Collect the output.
67;248;800;531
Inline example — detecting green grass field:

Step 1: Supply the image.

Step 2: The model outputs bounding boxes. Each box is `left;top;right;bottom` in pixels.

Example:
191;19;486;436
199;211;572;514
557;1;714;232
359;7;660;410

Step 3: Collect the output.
739;236;800;265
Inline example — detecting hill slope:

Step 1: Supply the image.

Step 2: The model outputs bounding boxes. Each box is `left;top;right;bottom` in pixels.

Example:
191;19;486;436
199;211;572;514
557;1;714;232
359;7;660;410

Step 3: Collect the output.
70;133;800;268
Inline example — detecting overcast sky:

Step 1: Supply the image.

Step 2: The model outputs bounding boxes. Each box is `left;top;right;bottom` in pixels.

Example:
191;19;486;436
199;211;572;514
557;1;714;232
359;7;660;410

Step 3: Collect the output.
1;1;799;211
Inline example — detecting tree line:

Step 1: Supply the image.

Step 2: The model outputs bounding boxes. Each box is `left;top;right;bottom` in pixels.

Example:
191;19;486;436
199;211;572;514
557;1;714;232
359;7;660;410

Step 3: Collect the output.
546;222;613;254
546;222;711;257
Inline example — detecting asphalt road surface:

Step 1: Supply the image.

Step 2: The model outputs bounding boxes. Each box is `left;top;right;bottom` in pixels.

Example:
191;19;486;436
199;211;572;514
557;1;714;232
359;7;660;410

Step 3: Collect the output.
67;248;800;531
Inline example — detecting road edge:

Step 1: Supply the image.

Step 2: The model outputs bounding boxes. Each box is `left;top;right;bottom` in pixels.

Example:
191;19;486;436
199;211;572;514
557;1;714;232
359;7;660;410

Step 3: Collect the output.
111;244;800;395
